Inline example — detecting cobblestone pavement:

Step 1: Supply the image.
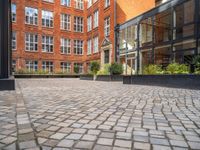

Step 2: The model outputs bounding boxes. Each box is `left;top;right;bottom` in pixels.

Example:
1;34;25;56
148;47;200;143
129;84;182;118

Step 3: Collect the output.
0;79;200;150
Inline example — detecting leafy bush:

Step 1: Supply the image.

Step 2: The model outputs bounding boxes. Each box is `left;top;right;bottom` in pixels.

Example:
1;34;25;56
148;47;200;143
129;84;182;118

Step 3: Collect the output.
193;55;200;73
97;64;111;75
166;63;189;74
143;64;163;75
110;63;123;75
74;65;79;74
90;61;100;75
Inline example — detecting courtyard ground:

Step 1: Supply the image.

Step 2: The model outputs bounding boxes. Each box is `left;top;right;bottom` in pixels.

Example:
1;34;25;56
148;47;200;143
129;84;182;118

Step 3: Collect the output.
0;79;200;150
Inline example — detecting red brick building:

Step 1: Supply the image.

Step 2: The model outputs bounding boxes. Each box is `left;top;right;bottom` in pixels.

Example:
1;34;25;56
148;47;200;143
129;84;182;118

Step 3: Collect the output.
11;0;155;74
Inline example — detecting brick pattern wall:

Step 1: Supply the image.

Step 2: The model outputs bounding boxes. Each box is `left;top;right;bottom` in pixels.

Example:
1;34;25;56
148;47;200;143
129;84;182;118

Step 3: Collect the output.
12;0;115;74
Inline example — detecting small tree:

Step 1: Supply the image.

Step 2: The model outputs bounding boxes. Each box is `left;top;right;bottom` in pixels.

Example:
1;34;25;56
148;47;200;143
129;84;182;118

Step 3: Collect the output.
74;65;79;74
90;61;100;80
110;63;123;75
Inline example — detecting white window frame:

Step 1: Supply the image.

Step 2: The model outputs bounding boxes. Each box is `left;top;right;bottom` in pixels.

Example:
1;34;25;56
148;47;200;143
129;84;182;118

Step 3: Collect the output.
74;63;83;74
104;17;110;36
42;35;54;53
94;10;99;28
75;0;84;10
60;38;71;54
88;0;92;8
42;10;54;28
25;60;38;72
12;31;17;50
11;3;16;22
42;61;54;73
87;39;92;55
93;36;99;53
43;0;54;3
61;62;71;73
61;0;71;7
25;7;38;25
87;16;92;32
25;33;38;52
105;0;110;8
74;16;83;32
74;40;84;55
60;14;71;31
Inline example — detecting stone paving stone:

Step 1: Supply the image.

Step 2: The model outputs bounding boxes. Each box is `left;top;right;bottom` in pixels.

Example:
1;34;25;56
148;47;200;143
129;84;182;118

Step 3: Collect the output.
43;139;59;147
134;142;151;150
93;145;112;150
50;133;67;140
19;140;37;149
114;139;132;148
57;139;74;147
75;141;94;149
100;132;115;138
2;142;17;150
82;134;97;141
153;145;172;150
87;130;101;135
97;138;113;146
53;148;70;150
188;141;200;149
0;136;17;144
65;133;82;140
150;137;169;146
170;140;188;148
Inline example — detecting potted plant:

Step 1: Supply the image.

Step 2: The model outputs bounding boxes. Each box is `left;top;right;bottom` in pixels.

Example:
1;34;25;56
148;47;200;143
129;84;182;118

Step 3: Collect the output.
110;63;123;75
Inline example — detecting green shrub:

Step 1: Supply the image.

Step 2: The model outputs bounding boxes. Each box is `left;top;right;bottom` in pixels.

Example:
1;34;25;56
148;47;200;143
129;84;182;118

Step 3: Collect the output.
193;55;200;73
166;63;189;74
90;61;100;75
97;64;111;75
110;63;123;75
143;64;163;75
74;65;79;74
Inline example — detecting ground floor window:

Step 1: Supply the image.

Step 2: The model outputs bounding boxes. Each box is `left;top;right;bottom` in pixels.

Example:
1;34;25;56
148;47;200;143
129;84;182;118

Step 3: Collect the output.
12;60;16;72
26;60;38;72
74;63;83;74
42;61;53;73
61;62;71;73
140;49;153;73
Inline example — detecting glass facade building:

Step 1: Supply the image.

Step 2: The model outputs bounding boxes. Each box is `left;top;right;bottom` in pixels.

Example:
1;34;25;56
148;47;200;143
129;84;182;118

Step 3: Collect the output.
117;0;199;75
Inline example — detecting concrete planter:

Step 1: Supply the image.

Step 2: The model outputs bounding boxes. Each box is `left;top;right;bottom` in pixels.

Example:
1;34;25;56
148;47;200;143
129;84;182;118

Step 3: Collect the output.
80;75;123;82
123;75;200;90
14;74;80;78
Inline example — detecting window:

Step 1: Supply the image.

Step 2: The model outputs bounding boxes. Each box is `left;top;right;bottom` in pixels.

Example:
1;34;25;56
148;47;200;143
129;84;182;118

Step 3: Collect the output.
42;35;54;52
12;3;16;22
42;61;54;73
74;40;83;55
75;0;84;10
12;32;16;50
93;36;99;53
61;14;71;30
74;63;83;73
94;10;99;28
74;16;83;32
25;7;38;25
60;38;71;54
25;33;38;52
104;50;110;64
88;0;92;8
104;17;110;36
12;60;16;72
87;39;92;55
42;10;53;28
26;60;38;72
61;0;71;6
87;16;92;32
61;62;71;73
105;0;110;8
43;0;54;3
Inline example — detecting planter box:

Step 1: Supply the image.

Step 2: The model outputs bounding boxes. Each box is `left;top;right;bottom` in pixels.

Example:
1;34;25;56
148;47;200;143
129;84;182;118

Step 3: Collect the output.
14;74;80;78
80;75;123;82
0;77;15;91
123;75;200;90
